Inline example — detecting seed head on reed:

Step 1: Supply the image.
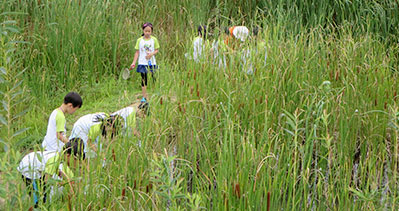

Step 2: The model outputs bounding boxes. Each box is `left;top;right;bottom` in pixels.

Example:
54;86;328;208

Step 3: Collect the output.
233;183;241;198
121;188;126;200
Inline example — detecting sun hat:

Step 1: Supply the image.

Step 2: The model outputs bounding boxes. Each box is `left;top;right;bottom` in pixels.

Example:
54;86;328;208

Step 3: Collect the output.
230;26;249;42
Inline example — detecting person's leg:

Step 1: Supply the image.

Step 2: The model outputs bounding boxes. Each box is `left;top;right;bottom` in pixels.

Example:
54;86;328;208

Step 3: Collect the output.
22;175;40;206
150;66;157;83
39;176;47;204
141;72;148;100
32;179;40;206
22;175;32;195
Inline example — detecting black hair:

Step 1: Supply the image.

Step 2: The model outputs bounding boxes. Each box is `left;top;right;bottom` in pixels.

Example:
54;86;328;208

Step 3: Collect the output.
94;114;122;138
63;138;85;160
252;26;259;36
138;102;149;116
224;27;230;35
142;22;153;36
109;114;123;138
64;92;83;108
198;25;207;38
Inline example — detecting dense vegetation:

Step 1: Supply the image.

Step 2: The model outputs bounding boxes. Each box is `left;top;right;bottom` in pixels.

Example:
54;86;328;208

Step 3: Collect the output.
1;0;398;210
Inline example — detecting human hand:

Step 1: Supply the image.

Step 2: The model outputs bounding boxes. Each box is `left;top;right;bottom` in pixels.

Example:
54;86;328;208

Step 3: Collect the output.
145;53;153;60
130;63;135;70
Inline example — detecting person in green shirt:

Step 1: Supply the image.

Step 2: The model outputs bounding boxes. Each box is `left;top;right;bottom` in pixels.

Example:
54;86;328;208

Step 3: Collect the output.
69;113;123;158
18;138;84;207
112;101;149;138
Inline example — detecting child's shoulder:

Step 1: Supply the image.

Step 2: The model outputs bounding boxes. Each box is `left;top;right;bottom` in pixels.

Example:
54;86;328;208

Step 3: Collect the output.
150;35;159;41
50;108;63;117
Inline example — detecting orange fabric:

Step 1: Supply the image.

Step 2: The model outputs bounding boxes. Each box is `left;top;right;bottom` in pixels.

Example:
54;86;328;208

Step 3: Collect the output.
224;26;236;45
229;26;236;36
224;37;229;45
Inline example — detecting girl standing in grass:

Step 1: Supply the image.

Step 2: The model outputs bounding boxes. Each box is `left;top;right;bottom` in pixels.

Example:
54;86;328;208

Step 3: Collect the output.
130;22;160;102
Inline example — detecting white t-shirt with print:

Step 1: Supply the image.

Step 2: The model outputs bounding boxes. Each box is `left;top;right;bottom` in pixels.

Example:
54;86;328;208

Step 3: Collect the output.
42;109;66;152
135;36;160;65
69;113;106;153
17;151;58;179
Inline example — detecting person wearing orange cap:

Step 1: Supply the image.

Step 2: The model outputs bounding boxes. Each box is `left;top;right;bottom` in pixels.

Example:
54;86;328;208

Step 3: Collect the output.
221;26;250;71
224;26;249;51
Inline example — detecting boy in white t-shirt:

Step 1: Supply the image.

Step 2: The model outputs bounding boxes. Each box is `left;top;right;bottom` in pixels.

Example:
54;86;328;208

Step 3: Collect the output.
42;92;82;152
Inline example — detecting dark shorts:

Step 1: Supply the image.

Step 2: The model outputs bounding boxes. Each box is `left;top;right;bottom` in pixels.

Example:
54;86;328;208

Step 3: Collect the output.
136;65;157;73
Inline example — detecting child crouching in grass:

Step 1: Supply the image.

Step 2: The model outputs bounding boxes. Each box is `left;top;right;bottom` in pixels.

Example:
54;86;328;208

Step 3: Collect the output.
17;138;84;207
192;25;208;63
111;101;149;138
69;113;123;158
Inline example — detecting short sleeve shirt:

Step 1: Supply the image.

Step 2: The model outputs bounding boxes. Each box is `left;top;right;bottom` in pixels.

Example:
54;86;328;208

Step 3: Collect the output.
42;109;66;152
69;113;105;153
112;106;136;129
193;37;210;62
17;151;58;179
44;153;74;179
135;36;160;65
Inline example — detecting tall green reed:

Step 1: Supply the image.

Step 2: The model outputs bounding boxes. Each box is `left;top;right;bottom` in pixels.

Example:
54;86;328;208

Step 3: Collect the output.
1;0;399;209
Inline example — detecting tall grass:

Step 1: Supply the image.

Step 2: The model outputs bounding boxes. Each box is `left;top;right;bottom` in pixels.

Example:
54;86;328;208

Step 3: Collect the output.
1;0;398;98
1;0;399;210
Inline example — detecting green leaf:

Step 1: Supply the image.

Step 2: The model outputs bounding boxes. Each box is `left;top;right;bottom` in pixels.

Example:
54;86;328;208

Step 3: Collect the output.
14;67;27;78
9;40;30;45
11;90;23;100
11;127;30;138
6;48;16;54
0;114;6;126
1;20;17;25
10;80;23;93
0;138;8;152
0;12;27;16
15;136;31;148
4;26;19;33
2;100;8;113
12;108;29;120
36;152;43;163
0;67;6;74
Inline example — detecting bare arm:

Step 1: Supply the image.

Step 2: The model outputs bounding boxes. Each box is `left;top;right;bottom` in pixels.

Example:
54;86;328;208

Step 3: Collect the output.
87;138;97;152
133;128;140;137
44;170;75;196
58;170;76;195
152;49;159;56
130;50;139;70
57;132;69;144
